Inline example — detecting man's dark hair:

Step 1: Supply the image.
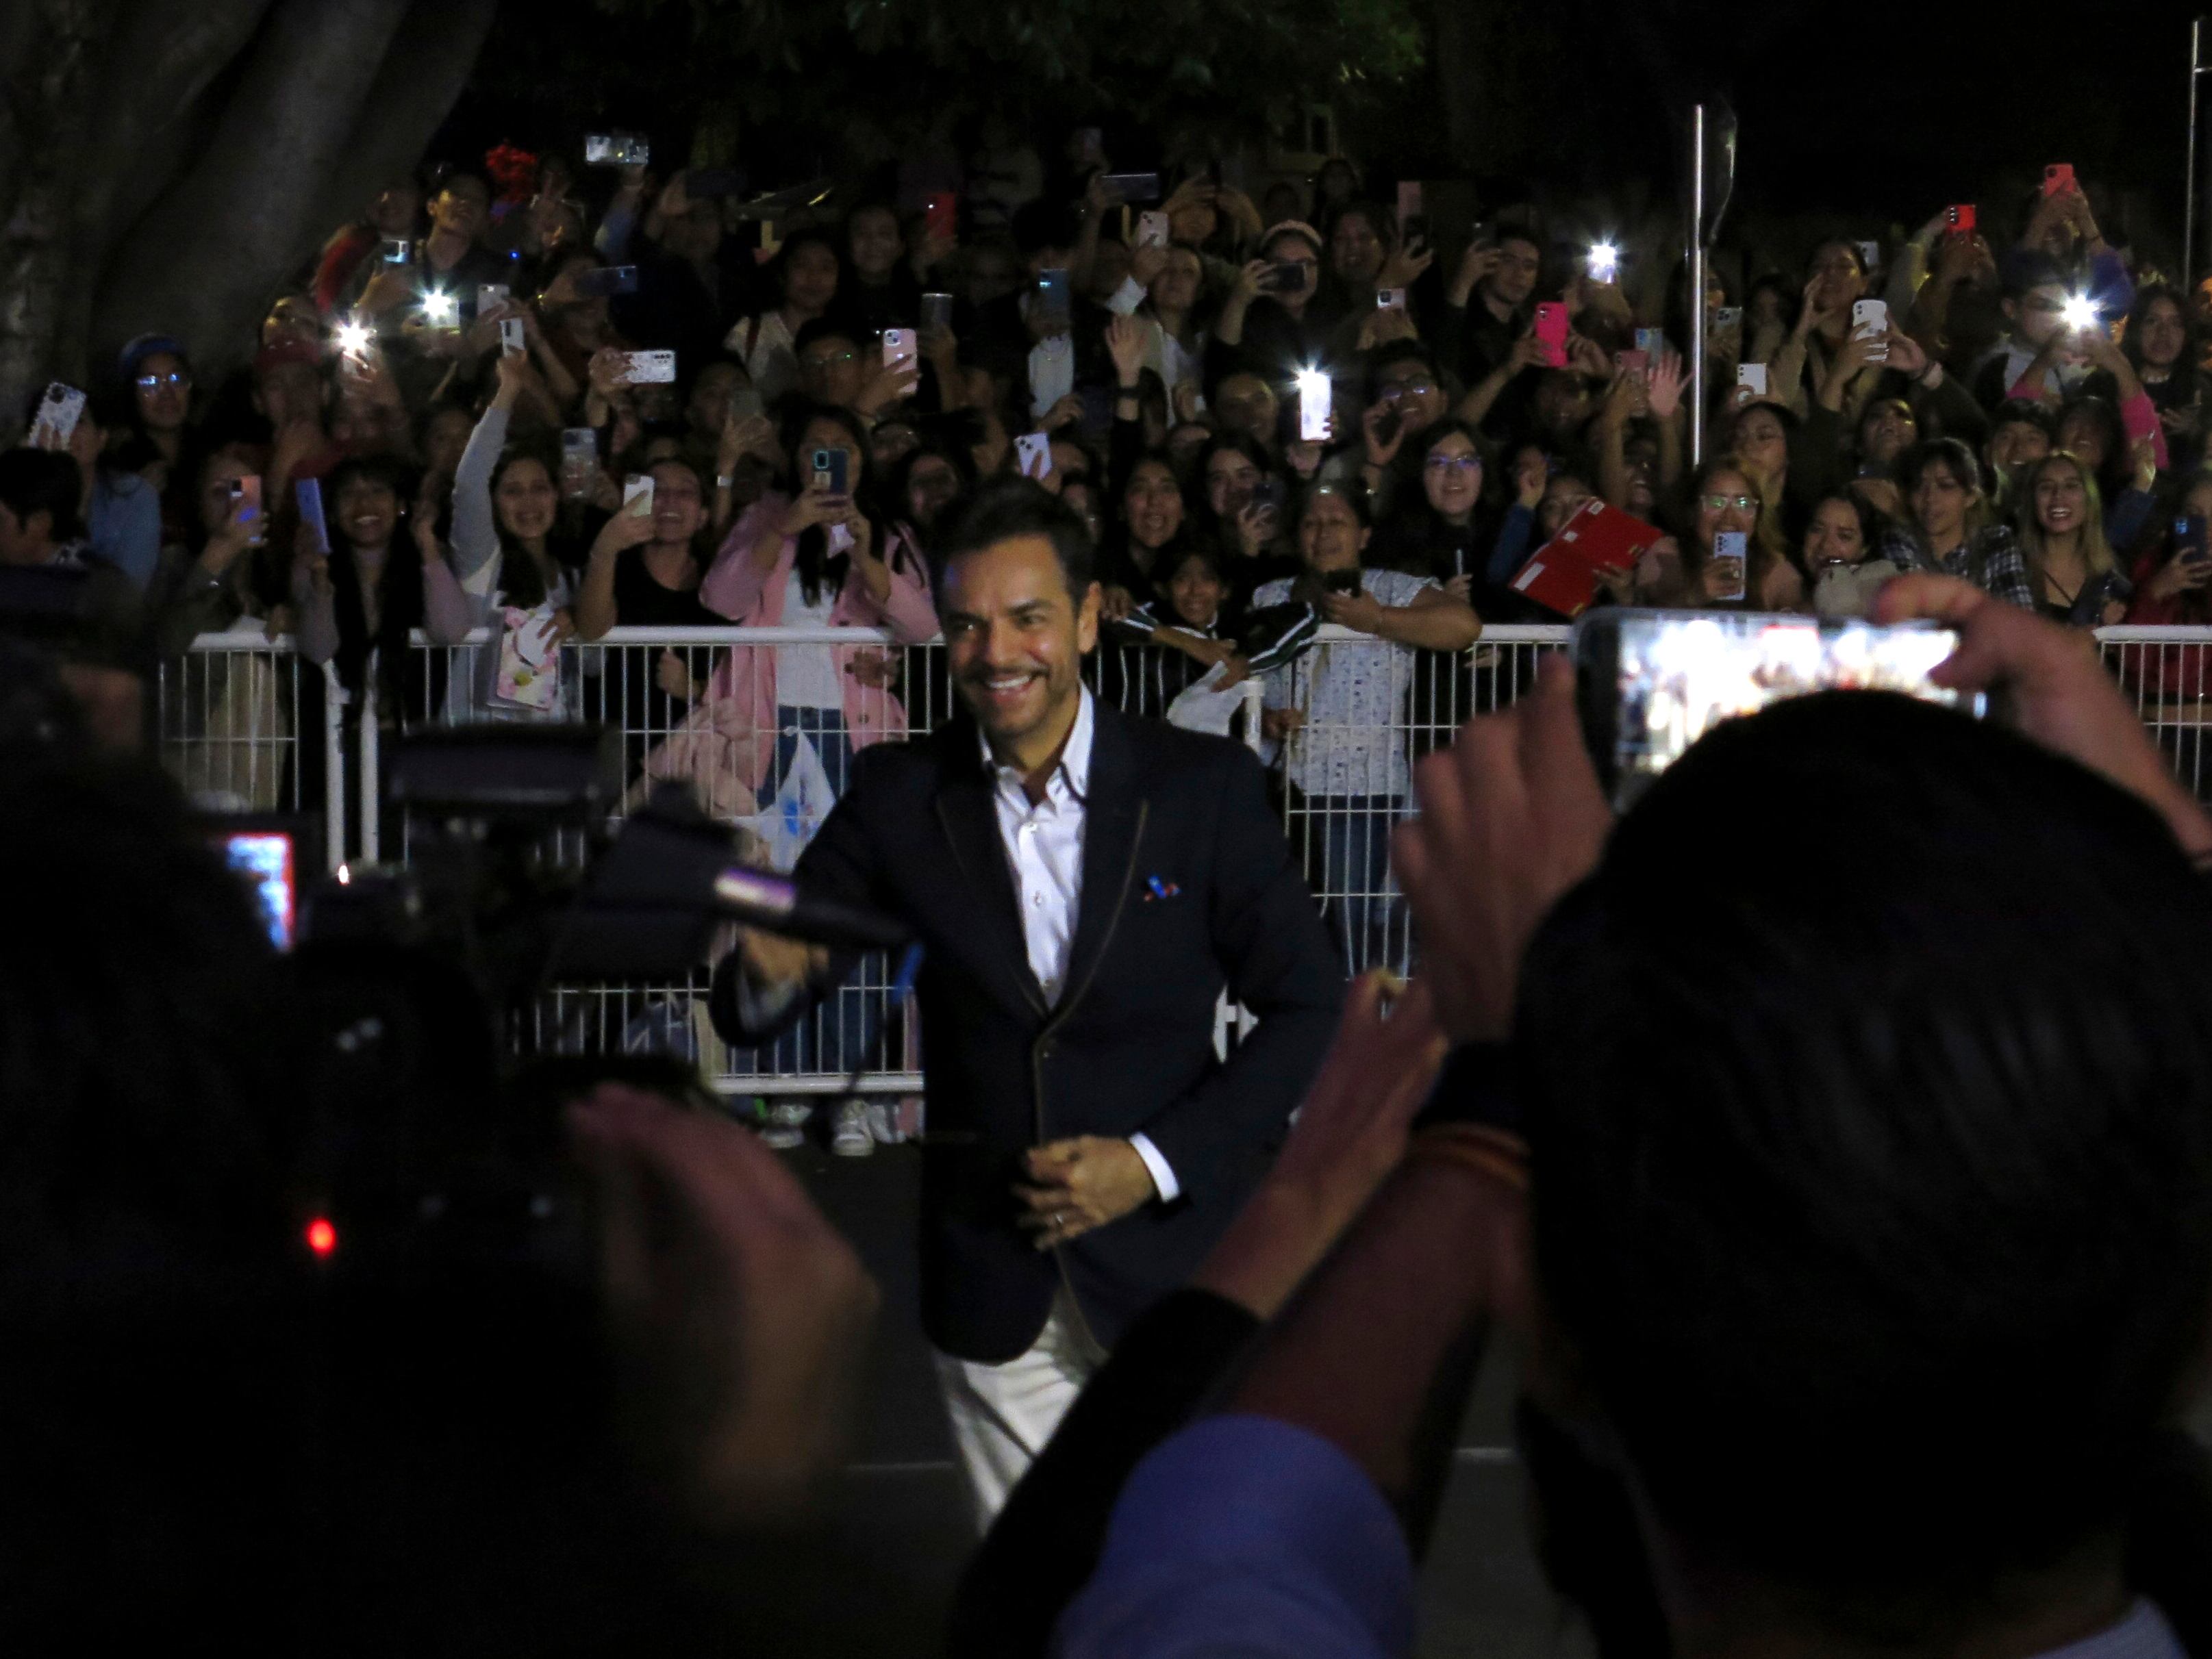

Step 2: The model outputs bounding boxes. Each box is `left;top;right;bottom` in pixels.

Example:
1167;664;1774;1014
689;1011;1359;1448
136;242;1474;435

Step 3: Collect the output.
1366;340;1442;401
935;477;1094;601
0;447;84;542
1989;402;2057;441
1517;692;2212;1627
1897;435;1983;501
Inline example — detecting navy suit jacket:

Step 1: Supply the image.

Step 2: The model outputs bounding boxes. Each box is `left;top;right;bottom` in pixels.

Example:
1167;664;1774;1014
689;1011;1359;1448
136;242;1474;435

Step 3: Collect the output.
711;703;1342;1362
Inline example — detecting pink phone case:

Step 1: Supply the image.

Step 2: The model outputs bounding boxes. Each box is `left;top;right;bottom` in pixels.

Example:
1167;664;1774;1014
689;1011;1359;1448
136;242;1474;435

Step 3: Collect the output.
1535;304;1569;368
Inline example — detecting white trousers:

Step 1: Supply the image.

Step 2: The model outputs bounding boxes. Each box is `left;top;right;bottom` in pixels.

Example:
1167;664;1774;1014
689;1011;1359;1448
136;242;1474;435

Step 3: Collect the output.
933;1287;1105;1530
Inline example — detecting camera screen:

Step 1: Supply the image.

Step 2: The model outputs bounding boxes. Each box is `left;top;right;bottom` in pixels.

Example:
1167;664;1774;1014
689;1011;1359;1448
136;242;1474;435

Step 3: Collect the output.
1611;613;1981;789
223;831;297;950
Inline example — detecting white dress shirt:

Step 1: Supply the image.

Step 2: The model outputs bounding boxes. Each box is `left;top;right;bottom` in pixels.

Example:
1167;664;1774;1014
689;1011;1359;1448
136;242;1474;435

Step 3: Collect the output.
982;689;1179;1203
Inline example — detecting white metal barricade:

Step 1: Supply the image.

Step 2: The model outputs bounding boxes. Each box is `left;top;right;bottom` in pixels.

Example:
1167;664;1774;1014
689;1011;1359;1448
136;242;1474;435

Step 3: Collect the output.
377;626;1260;1096
347;619;2212;1089
1266;624;1568;975
2096;627;2212;801
155;631;349;870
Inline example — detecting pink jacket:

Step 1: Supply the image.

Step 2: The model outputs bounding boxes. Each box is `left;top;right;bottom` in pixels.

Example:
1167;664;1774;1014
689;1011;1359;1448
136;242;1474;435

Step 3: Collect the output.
684;495;939;797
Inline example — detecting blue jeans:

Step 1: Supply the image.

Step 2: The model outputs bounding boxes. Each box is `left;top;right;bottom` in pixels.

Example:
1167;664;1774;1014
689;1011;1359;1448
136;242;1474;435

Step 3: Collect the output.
1294;792;1403;973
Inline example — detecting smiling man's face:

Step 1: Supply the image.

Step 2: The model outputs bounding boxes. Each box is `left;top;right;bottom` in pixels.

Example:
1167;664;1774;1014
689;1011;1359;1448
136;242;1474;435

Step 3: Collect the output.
940;533;1098;757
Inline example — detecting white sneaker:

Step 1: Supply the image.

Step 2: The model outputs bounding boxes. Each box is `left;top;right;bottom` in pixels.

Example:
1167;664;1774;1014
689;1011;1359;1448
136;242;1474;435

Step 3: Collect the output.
865;1100;905;1145
759;1099;811;1151
831;1100;875;1158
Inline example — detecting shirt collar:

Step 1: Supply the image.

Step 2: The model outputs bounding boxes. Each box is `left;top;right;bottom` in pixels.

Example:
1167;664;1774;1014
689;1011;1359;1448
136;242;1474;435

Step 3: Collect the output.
979;686;1093;805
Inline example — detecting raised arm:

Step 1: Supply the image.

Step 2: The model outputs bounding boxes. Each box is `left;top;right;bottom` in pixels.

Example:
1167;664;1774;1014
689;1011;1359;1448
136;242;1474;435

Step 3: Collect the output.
450;372;518;585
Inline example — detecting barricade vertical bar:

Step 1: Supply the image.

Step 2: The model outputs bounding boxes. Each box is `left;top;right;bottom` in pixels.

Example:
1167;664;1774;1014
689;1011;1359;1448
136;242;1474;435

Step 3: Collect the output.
322;663;349;871
357;657;379;865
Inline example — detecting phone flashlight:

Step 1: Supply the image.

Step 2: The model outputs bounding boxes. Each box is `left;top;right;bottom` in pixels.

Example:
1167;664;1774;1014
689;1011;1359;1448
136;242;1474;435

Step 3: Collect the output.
2062;294;2099;332
334;320;373;357
1587;242;1620;281
1294;368;1331;442
421;290;458;325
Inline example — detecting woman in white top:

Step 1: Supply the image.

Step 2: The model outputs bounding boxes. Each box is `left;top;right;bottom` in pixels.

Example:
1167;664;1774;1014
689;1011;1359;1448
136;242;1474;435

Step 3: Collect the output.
723;229;843;411
1253;483;1479;969
442;353;588;721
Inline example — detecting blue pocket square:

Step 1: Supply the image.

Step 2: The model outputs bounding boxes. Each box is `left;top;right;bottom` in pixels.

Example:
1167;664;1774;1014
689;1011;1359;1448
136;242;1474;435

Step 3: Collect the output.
1142;876;1182;902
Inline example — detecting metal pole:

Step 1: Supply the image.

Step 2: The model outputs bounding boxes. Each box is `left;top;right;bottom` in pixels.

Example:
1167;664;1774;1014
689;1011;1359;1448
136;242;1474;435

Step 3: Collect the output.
1689;103;1707;468
2188;18;2202;286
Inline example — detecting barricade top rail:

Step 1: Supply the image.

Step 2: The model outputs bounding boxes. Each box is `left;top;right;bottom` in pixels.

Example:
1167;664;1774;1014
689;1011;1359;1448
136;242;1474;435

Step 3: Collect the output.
384;621;1584;649
192;622;2212;653
181;628;302;650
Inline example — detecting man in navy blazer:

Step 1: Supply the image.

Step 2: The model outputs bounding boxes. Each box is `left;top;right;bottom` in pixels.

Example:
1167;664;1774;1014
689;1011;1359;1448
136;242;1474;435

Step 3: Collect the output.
711;479;1341;1524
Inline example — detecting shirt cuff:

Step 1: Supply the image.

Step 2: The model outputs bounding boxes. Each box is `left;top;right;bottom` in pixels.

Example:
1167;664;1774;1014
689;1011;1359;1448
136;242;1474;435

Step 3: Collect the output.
1127;1132;1180;1204
1107;275;1148;316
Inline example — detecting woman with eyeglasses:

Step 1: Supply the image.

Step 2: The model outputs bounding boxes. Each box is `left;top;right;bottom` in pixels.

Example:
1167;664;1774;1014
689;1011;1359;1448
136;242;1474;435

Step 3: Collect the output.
1676;459;1802;610
1898;437;2036;609
112;335;198;531
1371;420;1487;603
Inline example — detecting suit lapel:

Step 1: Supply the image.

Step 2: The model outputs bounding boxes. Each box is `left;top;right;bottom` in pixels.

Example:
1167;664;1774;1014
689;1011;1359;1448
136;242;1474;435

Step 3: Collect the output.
1053;706;1148;1024
932;726;1049;1016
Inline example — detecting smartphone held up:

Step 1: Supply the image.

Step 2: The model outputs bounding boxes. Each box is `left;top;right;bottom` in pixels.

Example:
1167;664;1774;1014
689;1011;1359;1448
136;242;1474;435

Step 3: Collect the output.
1572;609;1983;809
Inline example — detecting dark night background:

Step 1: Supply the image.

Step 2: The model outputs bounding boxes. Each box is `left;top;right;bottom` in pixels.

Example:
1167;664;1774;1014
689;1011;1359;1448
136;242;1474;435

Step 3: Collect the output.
437;0;2212;272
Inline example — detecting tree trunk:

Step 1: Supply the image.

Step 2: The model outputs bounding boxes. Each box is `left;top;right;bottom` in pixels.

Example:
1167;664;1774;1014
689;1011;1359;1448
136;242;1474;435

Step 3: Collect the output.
0;0;125;414
0;0;498;421
93;0;421;362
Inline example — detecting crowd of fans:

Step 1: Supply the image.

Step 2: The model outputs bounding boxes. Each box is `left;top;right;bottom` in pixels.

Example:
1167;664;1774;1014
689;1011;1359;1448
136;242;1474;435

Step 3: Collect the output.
15;127;2212;705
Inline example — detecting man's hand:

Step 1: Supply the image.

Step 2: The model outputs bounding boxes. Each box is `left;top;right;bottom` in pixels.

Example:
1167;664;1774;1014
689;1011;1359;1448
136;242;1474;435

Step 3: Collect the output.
1876;574;2212;861
1017;1137;1159;1248
568;1084;879;1523
738;924;830;989
1393;657;1614;1043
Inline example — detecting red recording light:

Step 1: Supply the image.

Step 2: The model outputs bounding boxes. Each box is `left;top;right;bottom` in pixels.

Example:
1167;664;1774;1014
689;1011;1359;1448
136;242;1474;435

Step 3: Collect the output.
305;1217;338;1258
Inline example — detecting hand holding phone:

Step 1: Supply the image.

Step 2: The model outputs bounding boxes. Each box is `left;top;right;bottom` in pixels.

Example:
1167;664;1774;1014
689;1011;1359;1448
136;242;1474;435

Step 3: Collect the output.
1034;268;1072;329
2043;163;2076;199
27;383;86;448
1851;299;1890;362
1534;303;1570;370
617;349;677;385
1014;432;1053;480
1707;531;1748;603
809;446;850;500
